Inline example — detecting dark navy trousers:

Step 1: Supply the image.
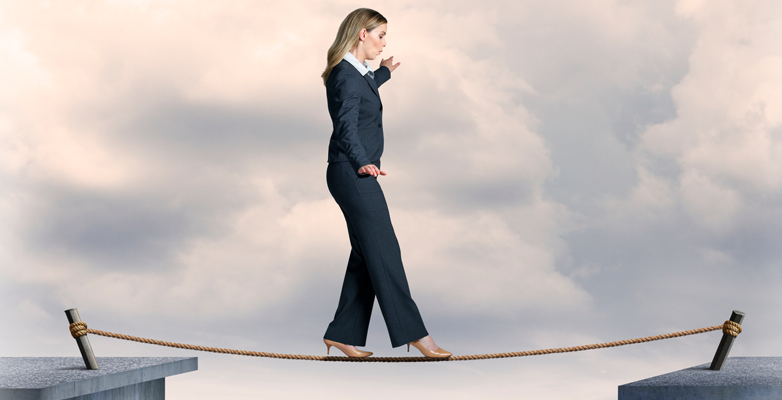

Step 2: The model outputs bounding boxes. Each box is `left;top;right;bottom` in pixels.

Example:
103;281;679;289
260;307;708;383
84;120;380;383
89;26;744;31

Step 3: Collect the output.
323;160;429;348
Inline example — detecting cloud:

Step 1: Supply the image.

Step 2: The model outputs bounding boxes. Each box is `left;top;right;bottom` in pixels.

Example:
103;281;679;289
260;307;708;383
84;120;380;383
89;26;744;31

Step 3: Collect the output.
394;206;590;317
637;0;782;231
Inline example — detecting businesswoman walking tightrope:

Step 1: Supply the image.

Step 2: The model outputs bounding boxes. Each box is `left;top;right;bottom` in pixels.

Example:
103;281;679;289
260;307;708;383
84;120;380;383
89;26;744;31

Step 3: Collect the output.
320;8;451;358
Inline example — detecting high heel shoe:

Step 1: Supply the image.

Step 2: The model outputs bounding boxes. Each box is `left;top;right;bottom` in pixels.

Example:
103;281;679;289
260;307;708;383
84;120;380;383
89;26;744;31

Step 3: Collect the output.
324;339;373;358
407;340;452;358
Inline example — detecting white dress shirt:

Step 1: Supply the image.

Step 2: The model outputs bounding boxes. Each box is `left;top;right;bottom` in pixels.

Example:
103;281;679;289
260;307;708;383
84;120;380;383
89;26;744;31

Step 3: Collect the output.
342;51;375;79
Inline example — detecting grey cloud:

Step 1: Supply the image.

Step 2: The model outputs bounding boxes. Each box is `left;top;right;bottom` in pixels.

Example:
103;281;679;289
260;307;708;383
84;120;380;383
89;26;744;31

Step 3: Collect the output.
496;1;697;201
17;180;255;271
72;97;325;166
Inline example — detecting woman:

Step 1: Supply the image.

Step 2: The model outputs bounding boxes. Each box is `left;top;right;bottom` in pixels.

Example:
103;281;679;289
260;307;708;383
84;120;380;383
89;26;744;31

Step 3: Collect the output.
320;8;451;358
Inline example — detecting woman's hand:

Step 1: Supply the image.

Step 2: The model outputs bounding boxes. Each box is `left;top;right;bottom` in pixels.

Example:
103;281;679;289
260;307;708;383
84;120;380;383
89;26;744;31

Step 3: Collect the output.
380;56;400;73
357;164;386;177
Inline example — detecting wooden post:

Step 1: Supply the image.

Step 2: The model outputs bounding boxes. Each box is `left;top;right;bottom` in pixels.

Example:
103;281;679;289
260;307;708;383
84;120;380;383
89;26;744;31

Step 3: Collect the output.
709;310;745;371
65;308;99;370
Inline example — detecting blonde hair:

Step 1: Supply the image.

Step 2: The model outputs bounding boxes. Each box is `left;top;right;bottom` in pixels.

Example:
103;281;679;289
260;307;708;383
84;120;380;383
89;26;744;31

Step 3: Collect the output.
321;8;387;86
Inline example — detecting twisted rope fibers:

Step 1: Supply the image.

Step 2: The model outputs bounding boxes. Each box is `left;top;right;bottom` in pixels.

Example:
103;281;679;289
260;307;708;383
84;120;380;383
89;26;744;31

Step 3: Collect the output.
723;320;742;337
70;322;737;363
70;321;88;339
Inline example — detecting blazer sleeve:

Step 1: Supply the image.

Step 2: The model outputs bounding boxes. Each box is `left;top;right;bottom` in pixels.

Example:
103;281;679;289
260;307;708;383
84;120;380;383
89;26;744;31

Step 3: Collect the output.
373;65;391;88
332;75;372;172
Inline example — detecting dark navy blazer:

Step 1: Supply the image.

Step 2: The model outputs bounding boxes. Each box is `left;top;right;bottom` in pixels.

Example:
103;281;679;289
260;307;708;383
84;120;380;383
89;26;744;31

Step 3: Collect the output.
326;59;391;173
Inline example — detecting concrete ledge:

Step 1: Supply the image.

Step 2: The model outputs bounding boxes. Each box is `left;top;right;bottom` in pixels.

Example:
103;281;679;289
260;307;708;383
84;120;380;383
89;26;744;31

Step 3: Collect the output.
0;357;197;400
619;357;782;400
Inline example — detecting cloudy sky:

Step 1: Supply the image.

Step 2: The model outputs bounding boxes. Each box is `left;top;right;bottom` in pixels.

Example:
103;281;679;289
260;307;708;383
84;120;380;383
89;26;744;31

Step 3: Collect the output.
2;0;781;398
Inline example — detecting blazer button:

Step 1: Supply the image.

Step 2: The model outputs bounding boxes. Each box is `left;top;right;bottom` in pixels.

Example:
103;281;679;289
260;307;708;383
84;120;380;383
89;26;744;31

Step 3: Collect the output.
377;123;382;127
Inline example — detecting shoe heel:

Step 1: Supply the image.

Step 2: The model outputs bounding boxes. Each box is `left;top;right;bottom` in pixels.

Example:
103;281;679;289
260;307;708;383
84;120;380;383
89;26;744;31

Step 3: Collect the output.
323;338;372;358
407;339;452;358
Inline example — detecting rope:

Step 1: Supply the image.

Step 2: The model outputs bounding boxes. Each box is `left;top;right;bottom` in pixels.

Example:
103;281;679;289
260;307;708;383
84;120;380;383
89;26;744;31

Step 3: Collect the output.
70;321;88;338
69;321;739;363
723;320;742;337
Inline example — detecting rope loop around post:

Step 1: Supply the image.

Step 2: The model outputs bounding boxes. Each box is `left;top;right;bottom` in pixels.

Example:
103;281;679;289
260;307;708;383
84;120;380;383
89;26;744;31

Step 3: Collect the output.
723;320;742;337
70;321;88;338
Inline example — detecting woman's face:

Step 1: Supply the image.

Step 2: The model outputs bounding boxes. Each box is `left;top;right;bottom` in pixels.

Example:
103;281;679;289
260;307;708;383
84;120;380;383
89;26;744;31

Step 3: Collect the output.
362;23;387;60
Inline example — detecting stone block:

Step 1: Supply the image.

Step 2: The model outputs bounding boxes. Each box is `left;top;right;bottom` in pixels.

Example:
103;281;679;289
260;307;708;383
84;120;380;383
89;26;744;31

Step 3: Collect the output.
0;357;197;400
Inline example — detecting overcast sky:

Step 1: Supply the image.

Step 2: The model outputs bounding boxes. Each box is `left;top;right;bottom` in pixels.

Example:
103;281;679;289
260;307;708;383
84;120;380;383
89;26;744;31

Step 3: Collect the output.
2;1;781;399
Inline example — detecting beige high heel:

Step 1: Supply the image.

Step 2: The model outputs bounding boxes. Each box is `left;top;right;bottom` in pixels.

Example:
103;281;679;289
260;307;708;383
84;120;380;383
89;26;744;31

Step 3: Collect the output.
324;339;373;358
407;340;452;358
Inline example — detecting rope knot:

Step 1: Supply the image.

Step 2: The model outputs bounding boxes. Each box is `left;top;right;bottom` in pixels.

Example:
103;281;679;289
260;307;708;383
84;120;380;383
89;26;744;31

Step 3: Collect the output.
70;321;88;338
723;320;742;337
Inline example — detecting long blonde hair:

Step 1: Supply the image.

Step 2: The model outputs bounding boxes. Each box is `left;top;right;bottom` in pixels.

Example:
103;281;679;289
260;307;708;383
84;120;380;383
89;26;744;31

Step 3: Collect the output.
322;8;387;86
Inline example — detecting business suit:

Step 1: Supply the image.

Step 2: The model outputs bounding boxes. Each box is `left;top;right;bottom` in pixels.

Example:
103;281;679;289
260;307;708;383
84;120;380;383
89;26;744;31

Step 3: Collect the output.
323;58;429;348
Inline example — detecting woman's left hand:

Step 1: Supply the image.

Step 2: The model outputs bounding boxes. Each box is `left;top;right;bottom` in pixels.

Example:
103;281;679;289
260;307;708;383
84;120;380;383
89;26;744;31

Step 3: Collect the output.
380;56;400;73
357;164;386;177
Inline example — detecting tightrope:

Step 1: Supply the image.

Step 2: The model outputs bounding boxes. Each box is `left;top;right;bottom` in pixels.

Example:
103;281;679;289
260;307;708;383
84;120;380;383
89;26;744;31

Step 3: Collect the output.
68;320;742;363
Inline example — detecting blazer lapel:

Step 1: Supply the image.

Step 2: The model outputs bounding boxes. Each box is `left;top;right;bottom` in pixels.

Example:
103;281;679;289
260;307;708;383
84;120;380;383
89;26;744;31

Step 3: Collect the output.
363;73;380;101
339;59;382;104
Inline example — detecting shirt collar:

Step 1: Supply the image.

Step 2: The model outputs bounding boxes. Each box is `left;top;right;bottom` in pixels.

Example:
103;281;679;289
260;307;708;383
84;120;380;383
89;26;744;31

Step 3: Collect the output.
342;51;374;77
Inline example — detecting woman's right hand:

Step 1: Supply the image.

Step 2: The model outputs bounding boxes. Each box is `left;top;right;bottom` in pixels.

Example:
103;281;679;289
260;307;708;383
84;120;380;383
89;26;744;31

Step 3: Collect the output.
357;164;386;177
